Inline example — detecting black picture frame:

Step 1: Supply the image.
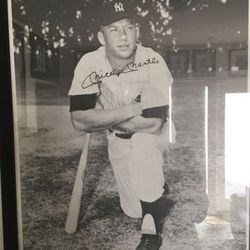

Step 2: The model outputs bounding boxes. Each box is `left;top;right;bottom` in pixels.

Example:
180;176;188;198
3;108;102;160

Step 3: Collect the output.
0;1;19;249
167;50;189;77
193;49;216;77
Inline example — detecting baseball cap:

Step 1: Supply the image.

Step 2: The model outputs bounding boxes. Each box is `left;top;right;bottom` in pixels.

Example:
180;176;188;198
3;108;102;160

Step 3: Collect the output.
97;0;135;27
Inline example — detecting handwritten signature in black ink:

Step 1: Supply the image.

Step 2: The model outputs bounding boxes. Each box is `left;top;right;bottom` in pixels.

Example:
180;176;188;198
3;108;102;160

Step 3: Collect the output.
81;57;159;89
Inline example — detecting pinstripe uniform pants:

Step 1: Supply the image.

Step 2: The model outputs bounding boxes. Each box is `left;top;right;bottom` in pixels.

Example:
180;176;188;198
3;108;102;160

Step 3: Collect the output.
107;120;176;218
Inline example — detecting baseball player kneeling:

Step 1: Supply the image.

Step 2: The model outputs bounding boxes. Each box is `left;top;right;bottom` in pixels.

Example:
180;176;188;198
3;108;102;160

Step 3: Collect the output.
69;1;175;249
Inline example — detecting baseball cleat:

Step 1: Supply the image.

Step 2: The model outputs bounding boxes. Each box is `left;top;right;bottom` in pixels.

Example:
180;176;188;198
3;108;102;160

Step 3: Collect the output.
136;234;162;250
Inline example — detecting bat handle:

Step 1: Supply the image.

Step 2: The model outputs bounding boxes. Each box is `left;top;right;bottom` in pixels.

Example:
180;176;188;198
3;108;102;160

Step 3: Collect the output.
65;133;91;234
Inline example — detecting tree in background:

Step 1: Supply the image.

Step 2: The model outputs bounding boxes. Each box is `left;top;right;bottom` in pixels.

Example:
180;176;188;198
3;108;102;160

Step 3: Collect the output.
12;0;222;57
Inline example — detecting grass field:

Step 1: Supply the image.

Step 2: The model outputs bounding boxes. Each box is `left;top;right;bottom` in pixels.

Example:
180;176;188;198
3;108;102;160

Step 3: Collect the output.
17;80;247;249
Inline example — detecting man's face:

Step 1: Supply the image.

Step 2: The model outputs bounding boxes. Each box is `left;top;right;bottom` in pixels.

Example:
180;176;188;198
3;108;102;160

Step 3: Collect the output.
98;18;139;60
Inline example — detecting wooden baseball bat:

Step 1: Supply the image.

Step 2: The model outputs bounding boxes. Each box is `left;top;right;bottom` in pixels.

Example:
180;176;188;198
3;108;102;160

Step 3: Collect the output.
65;132;91;234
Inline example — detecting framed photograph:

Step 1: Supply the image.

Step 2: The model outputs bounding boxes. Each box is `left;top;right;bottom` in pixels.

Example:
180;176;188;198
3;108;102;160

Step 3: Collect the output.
4;0;250;249
193;49;216;77
167;50;189;77
229;49;248;76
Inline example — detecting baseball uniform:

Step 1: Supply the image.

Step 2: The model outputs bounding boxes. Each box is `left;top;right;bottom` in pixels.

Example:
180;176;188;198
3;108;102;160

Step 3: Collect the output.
69;44;175;218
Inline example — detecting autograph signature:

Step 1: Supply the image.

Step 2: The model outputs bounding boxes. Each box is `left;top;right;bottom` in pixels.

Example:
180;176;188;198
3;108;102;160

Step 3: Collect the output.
81;57;159;89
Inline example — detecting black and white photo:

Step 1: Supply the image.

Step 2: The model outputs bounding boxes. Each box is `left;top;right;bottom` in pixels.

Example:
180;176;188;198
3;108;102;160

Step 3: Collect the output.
6;0;250;249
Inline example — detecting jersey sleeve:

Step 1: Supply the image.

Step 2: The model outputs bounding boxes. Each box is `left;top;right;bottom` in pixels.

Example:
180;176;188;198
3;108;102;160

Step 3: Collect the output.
142;105;169;121
146;52;173;107
68;52;100;96
69;93;98;112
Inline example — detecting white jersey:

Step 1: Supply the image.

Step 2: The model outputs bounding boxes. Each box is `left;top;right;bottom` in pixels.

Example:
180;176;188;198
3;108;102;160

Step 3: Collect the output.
68;45;173;110
69;44;175;218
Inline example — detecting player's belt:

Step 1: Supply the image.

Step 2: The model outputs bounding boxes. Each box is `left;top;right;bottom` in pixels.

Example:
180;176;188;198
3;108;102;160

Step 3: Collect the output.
115;133;133;139
108;129;133;139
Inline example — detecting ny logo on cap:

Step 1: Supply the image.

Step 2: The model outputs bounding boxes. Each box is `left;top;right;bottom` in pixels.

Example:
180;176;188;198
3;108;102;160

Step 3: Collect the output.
114;2;124;12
